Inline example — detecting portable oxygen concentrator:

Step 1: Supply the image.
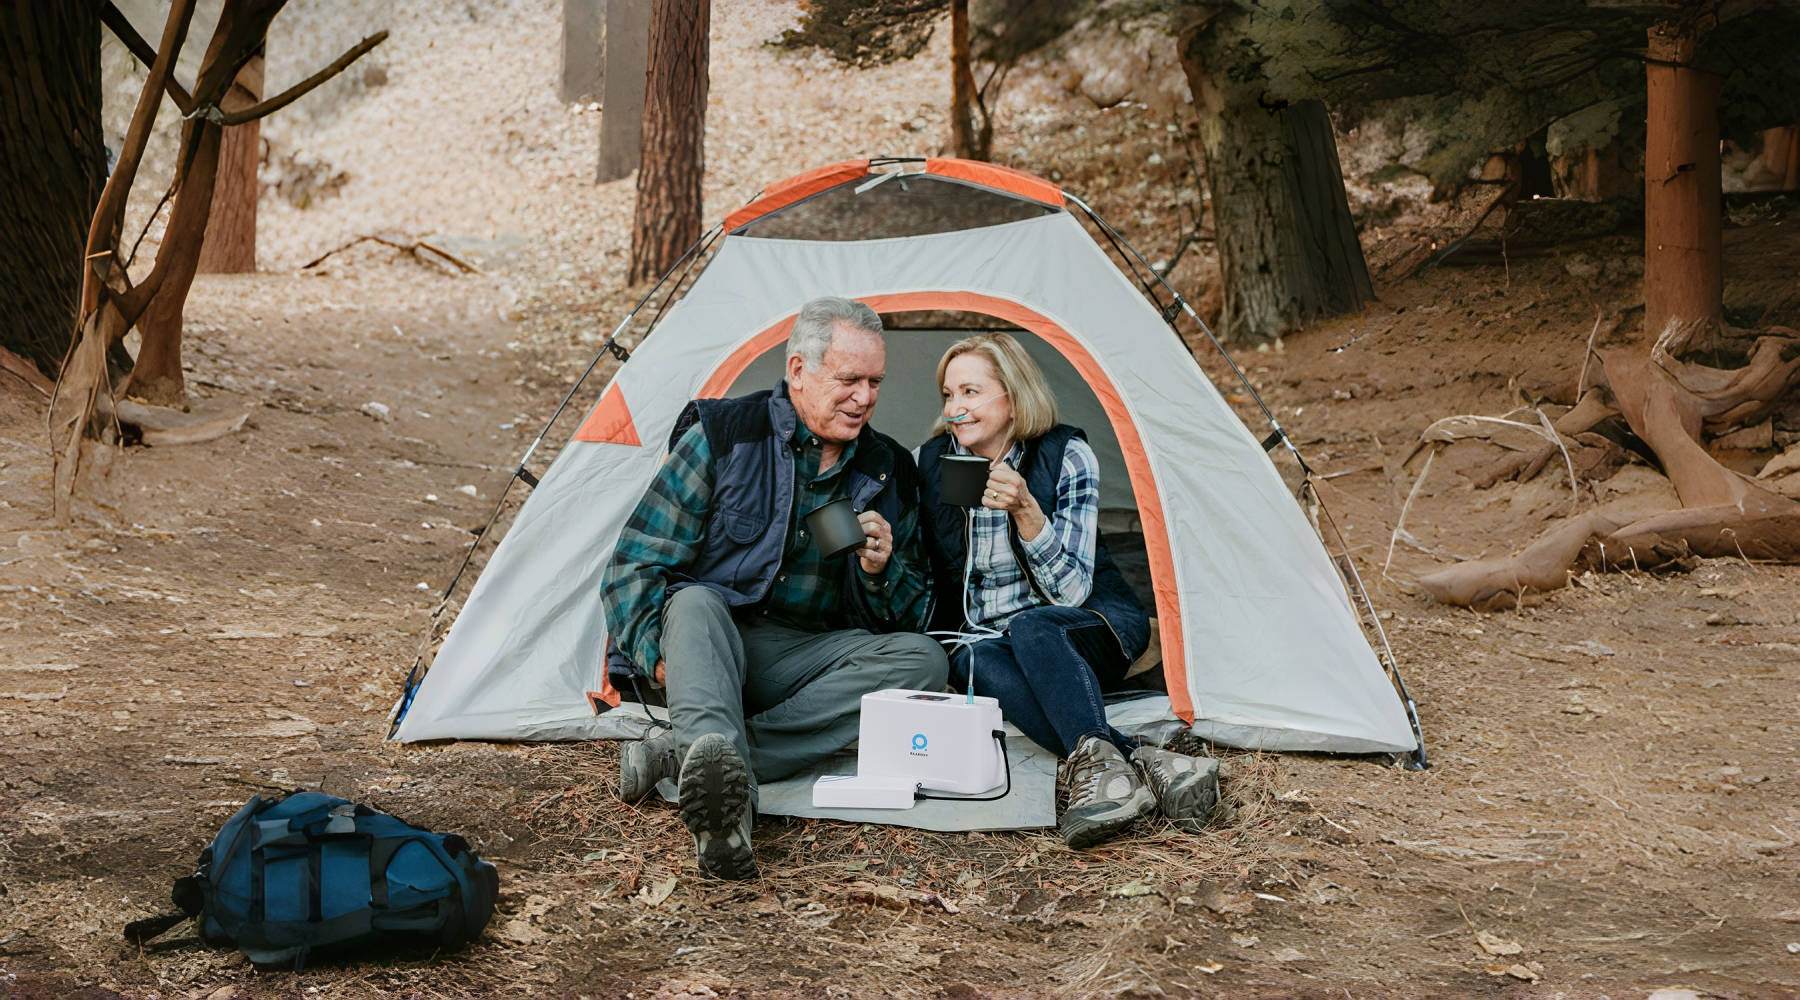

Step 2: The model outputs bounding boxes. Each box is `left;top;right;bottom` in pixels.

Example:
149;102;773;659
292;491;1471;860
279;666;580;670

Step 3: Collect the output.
811;689;1008;809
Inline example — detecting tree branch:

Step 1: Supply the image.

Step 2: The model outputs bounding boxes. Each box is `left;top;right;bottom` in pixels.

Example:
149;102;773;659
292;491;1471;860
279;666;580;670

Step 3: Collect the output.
100;0;196;114
83;0;198;315
220;30;388;125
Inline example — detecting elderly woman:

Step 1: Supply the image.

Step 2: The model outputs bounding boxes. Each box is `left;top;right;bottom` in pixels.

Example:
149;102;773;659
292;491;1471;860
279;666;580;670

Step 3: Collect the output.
917;332;1217;848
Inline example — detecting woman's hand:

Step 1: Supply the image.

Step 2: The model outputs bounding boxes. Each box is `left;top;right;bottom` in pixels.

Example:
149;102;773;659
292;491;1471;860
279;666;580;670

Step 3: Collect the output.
983;461;1047;540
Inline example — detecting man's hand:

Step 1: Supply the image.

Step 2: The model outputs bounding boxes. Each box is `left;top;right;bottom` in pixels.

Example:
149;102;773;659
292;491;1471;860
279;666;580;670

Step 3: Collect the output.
654;659;666;686
856;510;894;576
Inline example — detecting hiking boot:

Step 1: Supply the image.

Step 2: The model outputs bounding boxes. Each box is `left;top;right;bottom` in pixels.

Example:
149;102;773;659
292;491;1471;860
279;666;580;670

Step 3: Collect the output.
1130;745;1220;833
676;733;756;880
617;729;679;802
1058;735;1155;849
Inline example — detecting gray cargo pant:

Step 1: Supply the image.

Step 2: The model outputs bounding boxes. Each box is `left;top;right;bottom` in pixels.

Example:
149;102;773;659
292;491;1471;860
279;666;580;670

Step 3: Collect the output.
660;586;949;792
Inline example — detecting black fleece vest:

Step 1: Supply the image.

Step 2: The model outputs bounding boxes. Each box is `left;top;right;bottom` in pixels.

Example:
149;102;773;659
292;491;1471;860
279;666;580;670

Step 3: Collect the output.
917;426;1150;660
667;387;920;632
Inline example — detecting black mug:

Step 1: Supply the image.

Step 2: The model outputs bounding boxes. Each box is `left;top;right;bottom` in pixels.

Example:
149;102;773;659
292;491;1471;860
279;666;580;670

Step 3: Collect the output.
805;497;866;559
940;454;991;507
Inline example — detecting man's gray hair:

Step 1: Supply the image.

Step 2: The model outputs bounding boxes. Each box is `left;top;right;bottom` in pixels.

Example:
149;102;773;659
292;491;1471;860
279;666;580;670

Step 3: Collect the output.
787;297;884;370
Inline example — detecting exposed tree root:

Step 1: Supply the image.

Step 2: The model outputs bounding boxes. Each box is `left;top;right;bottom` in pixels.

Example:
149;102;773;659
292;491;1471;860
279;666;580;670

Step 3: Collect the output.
105;397;251;446
1;346;54;398
1415;322;1800;609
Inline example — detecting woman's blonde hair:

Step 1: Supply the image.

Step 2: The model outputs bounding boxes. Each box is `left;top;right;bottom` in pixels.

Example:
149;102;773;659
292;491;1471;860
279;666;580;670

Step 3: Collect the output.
932;332;1058;441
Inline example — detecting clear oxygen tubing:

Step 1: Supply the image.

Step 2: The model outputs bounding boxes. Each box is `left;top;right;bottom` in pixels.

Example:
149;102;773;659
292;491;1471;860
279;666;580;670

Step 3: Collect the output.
941;389;1008;424
925;507;1003;705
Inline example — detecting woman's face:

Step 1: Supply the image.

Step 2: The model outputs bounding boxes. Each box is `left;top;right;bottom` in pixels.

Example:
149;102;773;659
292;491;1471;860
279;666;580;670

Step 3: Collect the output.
941;352;1014;459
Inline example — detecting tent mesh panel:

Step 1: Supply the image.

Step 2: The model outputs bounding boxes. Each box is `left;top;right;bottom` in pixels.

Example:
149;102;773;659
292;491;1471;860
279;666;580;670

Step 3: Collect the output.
735;174;1056;241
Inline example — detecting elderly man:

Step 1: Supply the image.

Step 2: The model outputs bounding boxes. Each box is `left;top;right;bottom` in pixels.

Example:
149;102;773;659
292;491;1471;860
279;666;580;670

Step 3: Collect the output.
601;296;946;879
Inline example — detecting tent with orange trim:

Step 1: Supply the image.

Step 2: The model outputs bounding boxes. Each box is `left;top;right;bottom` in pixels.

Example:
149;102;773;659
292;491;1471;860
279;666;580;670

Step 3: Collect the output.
389;157;1422;764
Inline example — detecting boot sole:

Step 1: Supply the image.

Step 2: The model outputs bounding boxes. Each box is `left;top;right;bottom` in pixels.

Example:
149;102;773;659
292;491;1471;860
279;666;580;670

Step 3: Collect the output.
677;734;756;880
617;737;675;802
1154;769;1221;830
1060;787;1155;849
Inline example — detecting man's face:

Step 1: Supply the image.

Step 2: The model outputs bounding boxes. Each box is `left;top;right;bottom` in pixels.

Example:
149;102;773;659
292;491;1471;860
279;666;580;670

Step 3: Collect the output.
787;322;886;445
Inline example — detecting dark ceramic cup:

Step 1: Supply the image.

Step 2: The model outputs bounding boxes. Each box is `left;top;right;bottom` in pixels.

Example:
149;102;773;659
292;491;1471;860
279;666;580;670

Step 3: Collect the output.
940;454;991;507
805;497;866;559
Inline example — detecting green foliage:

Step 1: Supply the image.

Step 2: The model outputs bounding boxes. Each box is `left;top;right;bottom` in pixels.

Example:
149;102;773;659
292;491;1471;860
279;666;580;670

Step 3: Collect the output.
774;0;950;67
968;0;1095;65
776;0;1096;68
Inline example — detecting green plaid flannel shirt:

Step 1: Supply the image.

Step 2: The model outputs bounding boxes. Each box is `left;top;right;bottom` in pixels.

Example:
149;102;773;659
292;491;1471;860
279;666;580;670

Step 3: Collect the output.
601;414;932;674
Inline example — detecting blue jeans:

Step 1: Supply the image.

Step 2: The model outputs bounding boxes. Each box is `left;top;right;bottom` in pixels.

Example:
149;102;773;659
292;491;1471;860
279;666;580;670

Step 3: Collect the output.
948;605;1135;759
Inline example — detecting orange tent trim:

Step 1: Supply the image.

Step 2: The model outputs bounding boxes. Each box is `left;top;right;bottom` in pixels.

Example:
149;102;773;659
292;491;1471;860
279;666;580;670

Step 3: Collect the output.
722;158;1065;233
573;384;642;445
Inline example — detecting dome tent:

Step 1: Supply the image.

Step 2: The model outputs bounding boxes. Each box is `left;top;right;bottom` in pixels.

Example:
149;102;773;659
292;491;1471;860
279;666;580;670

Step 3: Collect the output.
389;157;1423;767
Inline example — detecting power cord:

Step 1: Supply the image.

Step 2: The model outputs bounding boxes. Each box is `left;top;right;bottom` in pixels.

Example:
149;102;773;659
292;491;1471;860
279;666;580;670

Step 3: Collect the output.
914;730;1012;802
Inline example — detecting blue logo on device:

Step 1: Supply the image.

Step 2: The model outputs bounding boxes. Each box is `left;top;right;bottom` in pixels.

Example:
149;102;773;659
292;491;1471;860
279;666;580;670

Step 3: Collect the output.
911;733;929;751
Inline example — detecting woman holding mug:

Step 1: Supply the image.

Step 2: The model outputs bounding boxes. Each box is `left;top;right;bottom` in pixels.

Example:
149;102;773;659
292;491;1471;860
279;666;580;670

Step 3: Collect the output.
917;332;1217;848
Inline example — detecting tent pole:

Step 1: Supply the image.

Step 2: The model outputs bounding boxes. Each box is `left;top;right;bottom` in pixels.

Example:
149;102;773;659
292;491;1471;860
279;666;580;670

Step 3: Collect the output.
386;223;722;738
1303;479;1430;770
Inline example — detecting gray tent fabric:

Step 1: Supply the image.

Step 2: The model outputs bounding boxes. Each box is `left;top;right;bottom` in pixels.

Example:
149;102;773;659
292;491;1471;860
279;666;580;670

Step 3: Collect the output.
391;160;1419;775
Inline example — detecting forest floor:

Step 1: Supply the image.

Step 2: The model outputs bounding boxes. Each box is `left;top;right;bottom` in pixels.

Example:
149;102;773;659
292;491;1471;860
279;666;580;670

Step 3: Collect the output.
3;2;1798;998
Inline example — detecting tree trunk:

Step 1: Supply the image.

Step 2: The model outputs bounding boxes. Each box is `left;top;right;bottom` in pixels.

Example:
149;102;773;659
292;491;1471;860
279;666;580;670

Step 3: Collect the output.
128;119;224;407
196;53;263;274
1643;16;1722;341
1757;125;1797;191
0;2;107;379
560;0;604;103
1553;142;1639;201
596;0;649;182
949;0;980;160
627;0;708;284
1179;15;1372;343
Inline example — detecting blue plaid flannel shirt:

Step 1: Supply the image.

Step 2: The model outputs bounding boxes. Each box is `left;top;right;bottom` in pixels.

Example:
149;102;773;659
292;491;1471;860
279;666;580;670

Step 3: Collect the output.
959;437;1101;629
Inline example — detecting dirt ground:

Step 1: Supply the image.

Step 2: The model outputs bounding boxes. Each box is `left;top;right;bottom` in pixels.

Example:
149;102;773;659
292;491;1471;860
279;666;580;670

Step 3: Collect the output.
5;3;1800;998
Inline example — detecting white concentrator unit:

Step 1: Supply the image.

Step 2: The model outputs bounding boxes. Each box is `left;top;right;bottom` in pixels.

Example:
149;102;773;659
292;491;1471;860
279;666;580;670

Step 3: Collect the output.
812;689;1007;810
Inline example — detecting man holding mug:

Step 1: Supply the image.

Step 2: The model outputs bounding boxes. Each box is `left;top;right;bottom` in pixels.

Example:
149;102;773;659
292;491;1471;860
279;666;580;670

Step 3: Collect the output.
601;296;946;880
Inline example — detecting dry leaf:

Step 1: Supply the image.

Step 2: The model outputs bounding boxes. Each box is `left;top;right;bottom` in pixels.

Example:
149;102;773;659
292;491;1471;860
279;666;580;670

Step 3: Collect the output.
1111;874;1158;897
1196;961;1224;974
637;875;678;906
1475;929;1524;955
918;892;960;914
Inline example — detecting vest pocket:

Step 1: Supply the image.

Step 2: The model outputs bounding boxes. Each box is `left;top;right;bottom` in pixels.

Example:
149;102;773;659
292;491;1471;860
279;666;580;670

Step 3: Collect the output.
710;507;763;544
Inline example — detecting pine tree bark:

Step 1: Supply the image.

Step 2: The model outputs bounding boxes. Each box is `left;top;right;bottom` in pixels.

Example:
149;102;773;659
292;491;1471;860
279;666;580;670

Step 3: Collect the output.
0;2;107;379
196;54;264;274
1763;126;1799;190
1179;14;1372;343
949;0;981;160
1643;15;1722;341
628;0;708;285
